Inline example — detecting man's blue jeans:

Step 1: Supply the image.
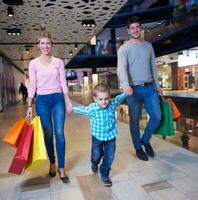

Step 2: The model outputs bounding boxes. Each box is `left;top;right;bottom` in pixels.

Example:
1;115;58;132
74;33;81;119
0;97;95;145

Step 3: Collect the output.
36;93;66;168
91;136;116;178
126;84;161;150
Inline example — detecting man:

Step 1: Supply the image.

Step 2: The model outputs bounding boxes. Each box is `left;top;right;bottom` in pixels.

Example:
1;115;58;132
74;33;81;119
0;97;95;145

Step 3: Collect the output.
19;82;28;103
117;16;162;161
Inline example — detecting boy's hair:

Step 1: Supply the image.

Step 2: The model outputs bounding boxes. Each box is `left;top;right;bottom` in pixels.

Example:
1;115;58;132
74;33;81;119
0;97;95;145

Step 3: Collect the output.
38;31;53;44
93;83;110;97
127;16;141;28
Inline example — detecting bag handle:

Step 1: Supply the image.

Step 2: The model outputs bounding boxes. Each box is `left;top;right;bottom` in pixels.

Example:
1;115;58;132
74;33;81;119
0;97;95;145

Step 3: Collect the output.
25;116;34;124
159;95;165;101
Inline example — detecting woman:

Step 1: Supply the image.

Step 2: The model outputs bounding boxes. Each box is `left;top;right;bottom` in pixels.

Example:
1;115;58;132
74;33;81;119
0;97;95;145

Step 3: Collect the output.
26;31;72;183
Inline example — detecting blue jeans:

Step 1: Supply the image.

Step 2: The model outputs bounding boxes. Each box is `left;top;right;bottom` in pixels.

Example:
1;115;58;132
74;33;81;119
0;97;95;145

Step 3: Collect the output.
126;84;161;150
91;136;116;178
36;93;66;168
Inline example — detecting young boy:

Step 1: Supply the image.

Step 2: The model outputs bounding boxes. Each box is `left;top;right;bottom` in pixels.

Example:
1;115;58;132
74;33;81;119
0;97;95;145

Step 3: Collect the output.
73;83;125;187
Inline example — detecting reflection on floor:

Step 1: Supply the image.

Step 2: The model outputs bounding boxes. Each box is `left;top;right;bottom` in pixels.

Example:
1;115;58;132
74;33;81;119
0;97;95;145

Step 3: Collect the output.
0;101;198;200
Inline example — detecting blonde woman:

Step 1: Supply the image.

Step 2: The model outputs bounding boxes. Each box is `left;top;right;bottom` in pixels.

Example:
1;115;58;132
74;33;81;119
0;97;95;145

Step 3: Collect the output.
27;32;72;183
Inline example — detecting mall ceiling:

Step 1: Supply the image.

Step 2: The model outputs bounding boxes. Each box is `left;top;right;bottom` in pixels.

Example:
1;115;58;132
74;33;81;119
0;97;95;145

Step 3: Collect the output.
66;0;198;68
0;0;127;72
0;0;198;71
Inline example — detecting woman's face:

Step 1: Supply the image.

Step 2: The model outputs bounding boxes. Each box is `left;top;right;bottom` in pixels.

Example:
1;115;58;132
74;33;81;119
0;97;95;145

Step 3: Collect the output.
38;37;52;55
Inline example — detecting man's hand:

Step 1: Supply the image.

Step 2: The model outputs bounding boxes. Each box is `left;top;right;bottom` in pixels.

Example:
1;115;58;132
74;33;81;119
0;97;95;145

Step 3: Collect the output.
157;88;163;96
122;85;133;96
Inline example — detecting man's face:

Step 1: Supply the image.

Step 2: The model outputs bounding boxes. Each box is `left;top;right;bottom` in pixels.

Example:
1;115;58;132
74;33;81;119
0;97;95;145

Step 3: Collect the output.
94;92;110;108
128;23;142;39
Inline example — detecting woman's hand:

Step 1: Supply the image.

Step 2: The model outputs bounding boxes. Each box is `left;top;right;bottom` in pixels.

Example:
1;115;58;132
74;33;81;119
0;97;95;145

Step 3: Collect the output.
64;93;73;113
26;106;33;119
66;101;73;113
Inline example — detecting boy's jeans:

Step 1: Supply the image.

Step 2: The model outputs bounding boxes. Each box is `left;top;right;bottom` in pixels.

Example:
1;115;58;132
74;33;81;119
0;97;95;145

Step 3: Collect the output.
36;93;66;168
126;84;161;150
91;136;116;178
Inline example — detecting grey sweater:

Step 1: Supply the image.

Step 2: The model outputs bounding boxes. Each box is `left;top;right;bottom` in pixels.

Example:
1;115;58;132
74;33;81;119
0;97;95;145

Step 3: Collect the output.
117;40;160;89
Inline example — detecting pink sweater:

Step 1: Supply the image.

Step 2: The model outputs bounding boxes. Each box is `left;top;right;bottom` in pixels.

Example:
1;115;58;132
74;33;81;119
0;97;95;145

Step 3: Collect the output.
28;57;68;98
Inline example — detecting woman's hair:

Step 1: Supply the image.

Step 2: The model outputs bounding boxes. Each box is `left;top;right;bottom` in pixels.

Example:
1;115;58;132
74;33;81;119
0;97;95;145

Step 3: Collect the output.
93;83;111;97
127;16;141;28
37;31;53;43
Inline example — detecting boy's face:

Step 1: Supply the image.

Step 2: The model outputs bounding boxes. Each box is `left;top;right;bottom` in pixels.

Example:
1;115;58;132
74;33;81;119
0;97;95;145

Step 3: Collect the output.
94;92;110;108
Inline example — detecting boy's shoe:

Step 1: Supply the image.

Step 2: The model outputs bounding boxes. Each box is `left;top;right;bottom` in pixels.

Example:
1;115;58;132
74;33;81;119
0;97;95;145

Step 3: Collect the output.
101;176;112;187
91;164;98;173
136;148;148;161
141;140;155;157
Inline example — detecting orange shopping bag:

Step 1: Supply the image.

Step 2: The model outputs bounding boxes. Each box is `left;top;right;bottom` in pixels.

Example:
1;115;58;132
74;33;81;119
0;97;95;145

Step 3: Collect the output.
164;98;181;121
3;117;25;147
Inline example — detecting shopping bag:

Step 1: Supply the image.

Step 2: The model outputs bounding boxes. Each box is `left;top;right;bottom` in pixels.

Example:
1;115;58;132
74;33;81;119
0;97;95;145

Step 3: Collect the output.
3;117;25;147
8;122;33;174
25;116;48;171
154;101;175;136
164;98;181;121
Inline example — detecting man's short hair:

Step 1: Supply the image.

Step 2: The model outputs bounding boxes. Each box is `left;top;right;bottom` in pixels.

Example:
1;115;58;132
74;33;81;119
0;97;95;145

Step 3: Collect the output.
127;16;141;28
93;83;110;97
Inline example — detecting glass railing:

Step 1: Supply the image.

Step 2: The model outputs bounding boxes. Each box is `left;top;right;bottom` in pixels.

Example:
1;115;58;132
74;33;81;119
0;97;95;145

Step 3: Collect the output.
157;73;198;98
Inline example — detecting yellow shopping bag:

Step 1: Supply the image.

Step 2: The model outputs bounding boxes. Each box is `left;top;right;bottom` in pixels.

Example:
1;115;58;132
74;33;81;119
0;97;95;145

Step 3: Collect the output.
25;116;48;170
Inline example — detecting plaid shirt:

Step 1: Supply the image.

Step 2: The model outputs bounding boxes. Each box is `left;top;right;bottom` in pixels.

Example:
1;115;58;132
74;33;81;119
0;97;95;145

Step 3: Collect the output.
73;93;126;141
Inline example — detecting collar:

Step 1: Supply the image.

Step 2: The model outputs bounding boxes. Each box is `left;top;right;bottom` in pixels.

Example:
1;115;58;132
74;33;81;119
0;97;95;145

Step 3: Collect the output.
94;103;109;110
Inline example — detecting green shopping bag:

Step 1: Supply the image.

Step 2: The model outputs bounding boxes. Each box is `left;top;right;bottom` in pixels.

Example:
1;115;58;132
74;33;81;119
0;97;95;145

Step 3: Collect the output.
154;101;175;136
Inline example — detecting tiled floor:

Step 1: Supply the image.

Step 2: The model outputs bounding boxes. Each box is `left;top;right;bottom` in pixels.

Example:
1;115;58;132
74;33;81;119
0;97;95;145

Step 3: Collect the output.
0;100;198;200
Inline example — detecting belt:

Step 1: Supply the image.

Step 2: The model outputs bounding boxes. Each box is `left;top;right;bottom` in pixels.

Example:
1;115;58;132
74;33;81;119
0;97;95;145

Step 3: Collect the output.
133;82;154;87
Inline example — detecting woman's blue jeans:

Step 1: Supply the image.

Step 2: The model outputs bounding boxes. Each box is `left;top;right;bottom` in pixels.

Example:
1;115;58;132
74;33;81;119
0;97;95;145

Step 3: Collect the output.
91;136;116;178
36;93;66;168
126;84;161;150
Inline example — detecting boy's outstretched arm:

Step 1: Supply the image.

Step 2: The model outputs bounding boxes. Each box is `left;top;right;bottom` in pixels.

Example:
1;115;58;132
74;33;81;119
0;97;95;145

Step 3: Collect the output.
72;106;91;116
112;93;126;107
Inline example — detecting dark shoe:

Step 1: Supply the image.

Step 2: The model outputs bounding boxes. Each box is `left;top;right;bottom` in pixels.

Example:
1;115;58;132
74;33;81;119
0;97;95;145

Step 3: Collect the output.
58;170;70;183
101;176;112;187
91;164;98;173
136;148;148;161
141;140;155;157
49;170;56;177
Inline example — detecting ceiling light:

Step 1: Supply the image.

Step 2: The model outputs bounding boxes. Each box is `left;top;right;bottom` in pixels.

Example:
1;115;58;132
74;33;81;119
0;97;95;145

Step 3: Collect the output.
26;48;29;54
7;6;14;17
3;0;23;5
74;43;78;50
69;51;73;56
81;19;95;27
7;28;21;36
